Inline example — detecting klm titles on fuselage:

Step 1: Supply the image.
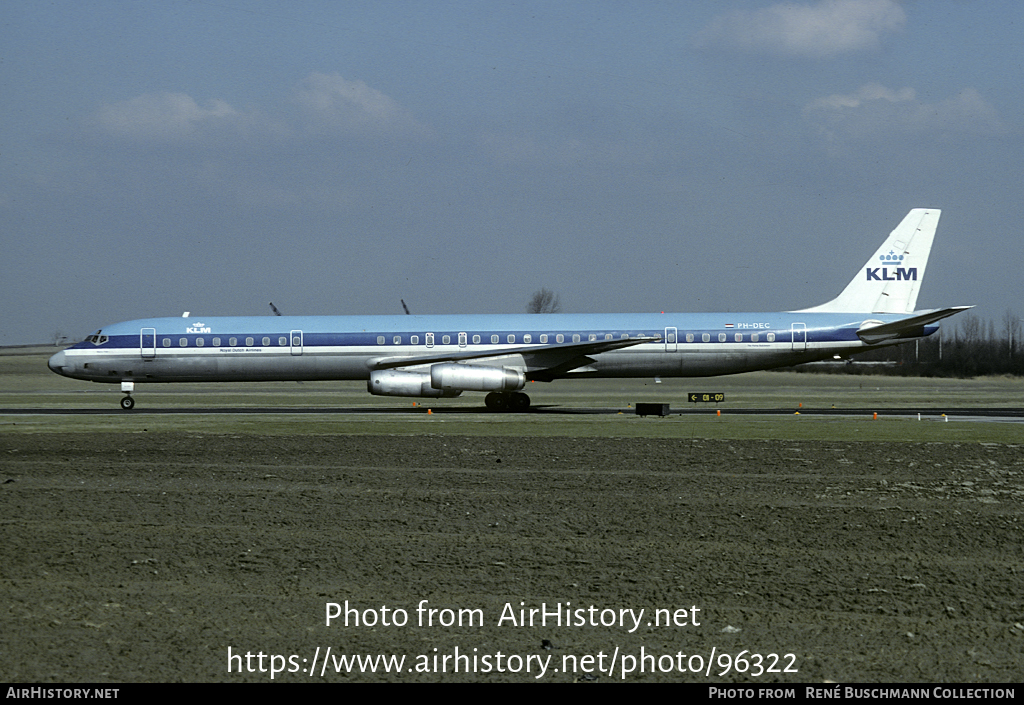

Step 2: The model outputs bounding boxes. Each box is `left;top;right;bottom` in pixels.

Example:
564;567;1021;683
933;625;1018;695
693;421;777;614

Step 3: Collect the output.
865;267;917;281
186;322;212;334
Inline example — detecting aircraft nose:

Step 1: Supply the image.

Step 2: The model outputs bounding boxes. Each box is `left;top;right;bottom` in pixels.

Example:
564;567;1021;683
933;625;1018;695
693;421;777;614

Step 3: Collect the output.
48;350;66;375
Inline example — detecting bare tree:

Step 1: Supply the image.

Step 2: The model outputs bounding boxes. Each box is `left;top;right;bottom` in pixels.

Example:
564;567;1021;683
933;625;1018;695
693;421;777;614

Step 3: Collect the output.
1003;309;1021;358
527;288;561;314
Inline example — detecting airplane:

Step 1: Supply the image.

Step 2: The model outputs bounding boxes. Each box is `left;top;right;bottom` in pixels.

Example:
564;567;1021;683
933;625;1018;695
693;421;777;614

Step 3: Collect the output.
48;208;970;411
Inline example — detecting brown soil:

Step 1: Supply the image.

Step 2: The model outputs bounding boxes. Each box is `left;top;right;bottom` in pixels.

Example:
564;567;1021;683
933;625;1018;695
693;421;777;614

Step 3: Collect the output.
1;433;1021;682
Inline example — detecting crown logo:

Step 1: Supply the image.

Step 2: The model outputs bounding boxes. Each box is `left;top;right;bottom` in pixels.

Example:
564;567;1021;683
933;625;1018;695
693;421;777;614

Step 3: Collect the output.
879;250;905;264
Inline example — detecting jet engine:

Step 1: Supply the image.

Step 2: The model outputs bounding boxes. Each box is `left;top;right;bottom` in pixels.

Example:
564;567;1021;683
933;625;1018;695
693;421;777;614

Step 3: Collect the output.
429;363;525;392
368;364;525;398
367;370;461;398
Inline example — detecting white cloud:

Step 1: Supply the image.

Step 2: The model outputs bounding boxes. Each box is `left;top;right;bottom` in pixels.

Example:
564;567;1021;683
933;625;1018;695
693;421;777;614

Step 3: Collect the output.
803;83;1004;150
93;74;421;143
805;82;916;111
294;73;425;136
95;92;249;140
697;0;906;58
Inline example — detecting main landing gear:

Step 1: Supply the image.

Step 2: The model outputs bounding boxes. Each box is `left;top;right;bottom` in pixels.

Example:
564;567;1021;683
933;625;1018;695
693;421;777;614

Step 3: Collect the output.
120;381;135;410
484;391;531;412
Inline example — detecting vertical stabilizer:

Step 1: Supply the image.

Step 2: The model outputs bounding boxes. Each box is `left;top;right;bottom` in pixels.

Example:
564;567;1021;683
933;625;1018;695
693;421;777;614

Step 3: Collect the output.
799;208;940;314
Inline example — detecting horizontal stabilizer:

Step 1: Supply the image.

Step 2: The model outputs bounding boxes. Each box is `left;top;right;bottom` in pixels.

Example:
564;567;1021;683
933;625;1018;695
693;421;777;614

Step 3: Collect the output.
856;306;972;344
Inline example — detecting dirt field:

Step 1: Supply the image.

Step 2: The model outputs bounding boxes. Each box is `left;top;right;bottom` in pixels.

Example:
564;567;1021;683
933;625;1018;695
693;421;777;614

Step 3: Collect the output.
1;430;1021;682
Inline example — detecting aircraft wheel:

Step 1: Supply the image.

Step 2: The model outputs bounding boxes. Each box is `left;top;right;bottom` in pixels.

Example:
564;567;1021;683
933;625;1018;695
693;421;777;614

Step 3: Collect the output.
509;392;531;412
484;392;507;411
120;396;135;411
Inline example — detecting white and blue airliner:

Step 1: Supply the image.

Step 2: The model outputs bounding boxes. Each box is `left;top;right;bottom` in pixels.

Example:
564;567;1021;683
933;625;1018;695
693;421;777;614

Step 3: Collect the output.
48;209;970;411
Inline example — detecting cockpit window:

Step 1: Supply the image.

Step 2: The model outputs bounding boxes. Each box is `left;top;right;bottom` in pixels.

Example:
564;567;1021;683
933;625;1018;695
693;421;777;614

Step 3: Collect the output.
85;332;109;345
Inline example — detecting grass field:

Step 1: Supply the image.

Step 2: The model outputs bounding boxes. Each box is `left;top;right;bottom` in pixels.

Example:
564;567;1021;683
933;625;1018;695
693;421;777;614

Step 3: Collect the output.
3;347;1022;682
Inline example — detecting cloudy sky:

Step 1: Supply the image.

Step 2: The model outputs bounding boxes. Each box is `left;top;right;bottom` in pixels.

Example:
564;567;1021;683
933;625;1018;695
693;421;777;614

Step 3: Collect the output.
2;0;1021;344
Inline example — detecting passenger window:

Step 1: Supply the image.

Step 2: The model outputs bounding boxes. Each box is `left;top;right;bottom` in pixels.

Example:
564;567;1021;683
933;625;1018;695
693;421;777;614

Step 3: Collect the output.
524;334;532;343
491;334;499;344
573;334;580;343
507;334;515;343
620;333;628;339
411;335;419;345
196;338;205;347
686;333;694;343
605;334;613;341
459;332;467;346
180;338;188;347
556;334;564;343
751;333;759;342
426;333;435;347
262;337;270;346
162;338;171;347
442;335;451;345
719;333;727;342
377;336;385;345
540;334;548;343
767;332;776;342
702;333;710;343
393;336;401;345
667;332;676;343
735;333;742;342
229;337;237;346
472;335;480;344
214;338;222;346
246;337;254;346
278;337;286;346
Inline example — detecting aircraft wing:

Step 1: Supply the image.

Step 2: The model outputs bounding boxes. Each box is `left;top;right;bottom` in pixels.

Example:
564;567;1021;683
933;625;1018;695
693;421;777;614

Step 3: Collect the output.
856;306;972;344
366;335;661;376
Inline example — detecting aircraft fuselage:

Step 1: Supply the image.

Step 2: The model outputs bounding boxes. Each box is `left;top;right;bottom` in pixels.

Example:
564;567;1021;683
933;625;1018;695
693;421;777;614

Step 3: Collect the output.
48;310;934;385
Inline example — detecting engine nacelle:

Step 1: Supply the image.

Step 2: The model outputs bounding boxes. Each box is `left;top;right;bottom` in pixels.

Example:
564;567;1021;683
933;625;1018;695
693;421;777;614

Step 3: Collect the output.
368;370;461;398
429;363;525;392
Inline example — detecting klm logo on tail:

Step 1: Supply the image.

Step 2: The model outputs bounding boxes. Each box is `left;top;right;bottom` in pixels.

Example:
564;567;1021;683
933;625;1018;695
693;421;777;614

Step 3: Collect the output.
866;267;917;281
866;250;917;281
